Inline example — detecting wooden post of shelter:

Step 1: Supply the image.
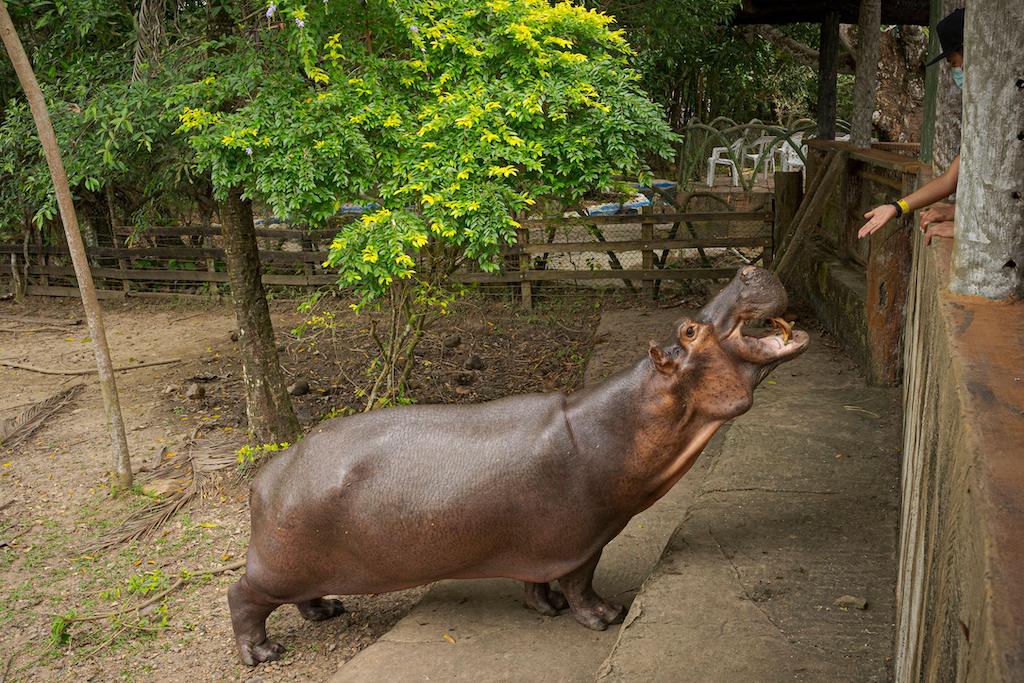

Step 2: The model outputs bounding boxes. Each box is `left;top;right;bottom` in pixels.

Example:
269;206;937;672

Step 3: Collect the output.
949;0;1024;299
641;203;655;299
817;10;840;140
851;0;881;146
0;0;133;488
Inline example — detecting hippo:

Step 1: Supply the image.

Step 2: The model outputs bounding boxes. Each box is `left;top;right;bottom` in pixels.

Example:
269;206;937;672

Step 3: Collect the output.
228;266;809;665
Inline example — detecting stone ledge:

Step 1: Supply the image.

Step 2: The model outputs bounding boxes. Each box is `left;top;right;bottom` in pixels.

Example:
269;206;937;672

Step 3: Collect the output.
785;240;870;372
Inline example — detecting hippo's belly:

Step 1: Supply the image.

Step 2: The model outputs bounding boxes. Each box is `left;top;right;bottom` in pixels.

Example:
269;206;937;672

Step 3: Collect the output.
245;394;627;598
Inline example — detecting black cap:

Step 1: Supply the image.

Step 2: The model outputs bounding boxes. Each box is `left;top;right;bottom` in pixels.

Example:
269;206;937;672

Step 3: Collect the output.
926;8;964;67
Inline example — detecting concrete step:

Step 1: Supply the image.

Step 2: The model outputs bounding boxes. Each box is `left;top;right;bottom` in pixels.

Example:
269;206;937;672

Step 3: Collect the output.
596;333;900;682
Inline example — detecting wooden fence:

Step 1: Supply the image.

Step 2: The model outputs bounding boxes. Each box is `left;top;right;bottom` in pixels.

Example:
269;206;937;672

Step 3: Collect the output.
1;199;777;305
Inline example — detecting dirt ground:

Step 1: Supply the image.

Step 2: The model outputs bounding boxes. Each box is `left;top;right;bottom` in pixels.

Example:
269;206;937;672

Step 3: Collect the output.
0;290;602;682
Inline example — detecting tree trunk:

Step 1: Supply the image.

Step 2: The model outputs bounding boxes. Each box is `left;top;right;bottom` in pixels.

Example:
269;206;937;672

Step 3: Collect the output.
817;11;840;140
851;0;881;146
0;0;133;489
132;0;165;81
875;26;926;143
949;0;1024;299
933;0;966;169
220;187;299;443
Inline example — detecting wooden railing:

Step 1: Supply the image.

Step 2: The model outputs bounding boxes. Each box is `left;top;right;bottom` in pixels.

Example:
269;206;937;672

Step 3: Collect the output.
1;202;776;303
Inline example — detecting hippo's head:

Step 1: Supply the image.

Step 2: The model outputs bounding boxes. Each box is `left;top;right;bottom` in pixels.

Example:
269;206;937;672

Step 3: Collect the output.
647;266;809;420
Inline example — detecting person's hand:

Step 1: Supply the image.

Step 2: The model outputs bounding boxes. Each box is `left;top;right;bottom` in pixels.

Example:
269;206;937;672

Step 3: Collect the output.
919;204;955;232
857;204;899;239
923;220;954;245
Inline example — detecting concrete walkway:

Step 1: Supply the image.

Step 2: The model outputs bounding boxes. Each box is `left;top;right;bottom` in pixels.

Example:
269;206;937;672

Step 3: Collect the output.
597;327;900;682
331;309;900;682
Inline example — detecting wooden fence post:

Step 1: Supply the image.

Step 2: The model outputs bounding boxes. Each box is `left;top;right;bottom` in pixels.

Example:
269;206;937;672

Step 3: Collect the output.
641;203;655;299
517;224;532;310
772;171;803;270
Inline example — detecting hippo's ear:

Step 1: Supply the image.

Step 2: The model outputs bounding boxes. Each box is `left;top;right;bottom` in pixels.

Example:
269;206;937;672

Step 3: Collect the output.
648;340;675;374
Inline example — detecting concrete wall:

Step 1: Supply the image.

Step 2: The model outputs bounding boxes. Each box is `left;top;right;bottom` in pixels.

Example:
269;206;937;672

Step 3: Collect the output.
896;235;1024;681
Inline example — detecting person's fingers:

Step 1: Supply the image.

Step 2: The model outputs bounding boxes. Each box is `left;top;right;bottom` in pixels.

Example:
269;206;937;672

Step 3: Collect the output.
858;220;878;239
924;222;953;245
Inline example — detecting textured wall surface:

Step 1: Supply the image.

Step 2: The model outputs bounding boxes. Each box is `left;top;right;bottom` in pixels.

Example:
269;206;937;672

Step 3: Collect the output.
896;233;1024;682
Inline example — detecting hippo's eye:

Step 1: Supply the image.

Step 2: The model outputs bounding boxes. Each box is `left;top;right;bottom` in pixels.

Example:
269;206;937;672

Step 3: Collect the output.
685;325;696;339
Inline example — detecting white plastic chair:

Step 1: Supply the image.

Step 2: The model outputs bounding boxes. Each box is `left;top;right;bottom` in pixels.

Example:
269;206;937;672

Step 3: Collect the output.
779;132;806;172
745;136;780;182
706;138;744;187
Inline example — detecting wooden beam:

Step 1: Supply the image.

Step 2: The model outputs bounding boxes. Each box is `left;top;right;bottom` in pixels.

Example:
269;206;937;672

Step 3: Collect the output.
817;10;840;140
772;151;848;278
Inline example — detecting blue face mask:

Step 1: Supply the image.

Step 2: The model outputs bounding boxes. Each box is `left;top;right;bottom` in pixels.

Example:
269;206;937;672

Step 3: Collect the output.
951;67;964;89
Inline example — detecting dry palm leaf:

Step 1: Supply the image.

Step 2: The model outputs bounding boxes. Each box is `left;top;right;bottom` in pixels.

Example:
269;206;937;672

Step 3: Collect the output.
89;431;241;552
0;384;82;450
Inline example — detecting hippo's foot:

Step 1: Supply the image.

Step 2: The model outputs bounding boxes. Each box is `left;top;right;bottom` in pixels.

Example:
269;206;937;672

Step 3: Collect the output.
296;597;346;621
238;638;286;666
523;582;569;616
568;597;625;631
228;575;285;666
556;550;625;631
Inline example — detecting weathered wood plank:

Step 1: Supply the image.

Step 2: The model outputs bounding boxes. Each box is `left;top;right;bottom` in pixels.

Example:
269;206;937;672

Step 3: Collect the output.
453;268;737;283
509;236;770;255
0;244;328;264
521;211;771;228
112;225;345;240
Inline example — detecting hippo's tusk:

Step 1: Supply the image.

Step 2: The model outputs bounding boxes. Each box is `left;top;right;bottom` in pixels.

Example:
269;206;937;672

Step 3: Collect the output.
768;317;793;343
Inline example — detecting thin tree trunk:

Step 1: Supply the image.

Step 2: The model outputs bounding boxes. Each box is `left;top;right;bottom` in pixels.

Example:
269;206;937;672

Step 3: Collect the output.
220;187;299;443
0;0;133;489
851;0;881;146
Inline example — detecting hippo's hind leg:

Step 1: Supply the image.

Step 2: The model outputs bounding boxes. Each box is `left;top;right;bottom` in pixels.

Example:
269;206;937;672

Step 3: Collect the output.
296;597;346;621
556;550;624;631
523;582;569;616
228;575;286;666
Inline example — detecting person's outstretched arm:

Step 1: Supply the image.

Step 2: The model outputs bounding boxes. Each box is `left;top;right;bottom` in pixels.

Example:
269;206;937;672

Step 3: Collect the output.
857;155;960;239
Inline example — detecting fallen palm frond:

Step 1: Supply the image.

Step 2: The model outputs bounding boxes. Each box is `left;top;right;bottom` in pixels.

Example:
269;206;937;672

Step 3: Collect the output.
0;384;82;450
88;431;241;552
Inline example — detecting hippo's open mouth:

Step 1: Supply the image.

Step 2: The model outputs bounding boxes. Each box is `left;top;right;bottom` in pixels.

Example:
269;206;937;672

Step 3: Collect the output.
727;317;810;366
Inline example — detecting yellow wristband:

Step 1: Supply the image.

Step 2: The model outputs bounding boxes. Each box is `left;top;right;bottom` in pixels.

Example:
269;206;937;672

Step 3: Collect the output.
897;199;910;215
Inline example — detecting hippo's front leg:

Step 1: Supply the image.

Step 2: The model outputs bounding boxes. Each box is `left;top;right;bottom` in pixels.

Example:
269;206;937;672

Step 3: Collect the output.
556;550;625;630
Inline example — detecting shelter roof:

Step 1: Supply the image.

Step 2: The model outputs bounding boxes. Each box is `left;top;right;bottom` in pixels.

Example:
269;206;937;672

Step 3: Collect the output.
733;0;930;26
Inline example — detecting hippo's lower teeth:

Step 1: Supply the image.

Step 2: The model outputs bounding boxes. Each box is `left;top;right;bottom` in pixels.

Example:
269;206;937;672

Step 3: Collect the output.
768;317;793;343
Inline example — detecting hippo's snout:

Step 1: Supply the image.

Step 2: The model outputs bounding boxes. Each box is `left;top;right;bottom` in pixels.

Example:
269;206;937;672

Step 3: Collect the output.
697;266;789;338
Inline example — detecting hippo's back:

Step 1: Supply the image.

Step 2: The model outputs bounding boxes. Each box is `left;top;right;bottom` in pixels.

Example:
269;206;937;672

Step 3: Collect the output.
246;391;601;591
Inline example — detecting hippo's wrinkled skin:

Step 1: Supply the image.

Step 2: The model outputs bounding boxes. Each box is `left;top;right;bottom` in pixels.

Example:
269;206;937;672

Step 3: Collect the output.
228;266;809;665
